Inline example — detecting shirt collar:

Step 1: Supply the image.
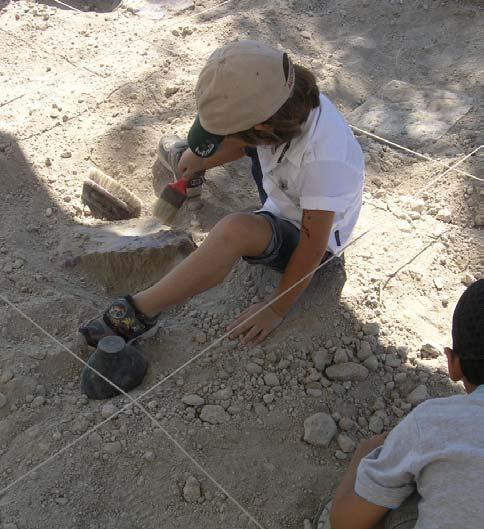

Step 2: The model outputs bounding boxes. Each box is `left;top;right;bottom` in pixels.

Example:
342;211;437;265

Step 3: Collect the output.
258;96;322;173
284;100;322;168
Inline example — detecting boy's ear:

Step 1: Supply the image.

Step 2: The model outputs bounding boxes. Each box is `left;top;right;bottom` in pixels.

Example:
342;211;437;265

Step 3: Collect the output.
445;347;464;382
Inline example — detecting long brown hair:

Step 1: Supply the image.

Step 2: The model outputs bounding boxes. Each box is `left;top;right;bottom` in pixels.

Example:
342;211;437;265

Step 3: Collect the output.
230;64;320;146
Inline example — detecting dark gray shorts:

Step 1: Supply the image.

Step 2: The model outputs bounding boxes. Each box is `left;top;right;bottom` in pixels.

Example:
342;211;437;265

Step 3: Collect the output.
242;211;331;273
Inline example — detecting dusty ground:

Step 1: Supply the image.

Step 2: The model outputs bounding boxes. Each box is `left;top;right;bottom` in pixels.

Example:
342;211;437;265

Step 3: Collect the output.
0;1;482;528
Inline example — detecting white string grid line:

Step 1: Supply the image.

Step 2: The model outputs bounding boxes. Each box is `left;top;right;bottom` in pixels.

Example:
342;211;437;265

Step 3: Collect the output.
48;0;83;12
0;227;373;498
0;8;480;525
349;125;481;181
0;145;479;518
415;145;482;195
3;3;481;187
45;0;233;19
0;295;267;529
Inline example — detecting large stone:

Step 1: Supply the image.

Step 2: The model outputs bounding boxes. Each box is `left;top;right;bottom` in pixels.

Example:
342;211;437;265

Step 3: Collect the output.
303;413;337;448
326;362;369;381
61;218;196;294
349;80;472;148
200;405;229;424
407;385;429;406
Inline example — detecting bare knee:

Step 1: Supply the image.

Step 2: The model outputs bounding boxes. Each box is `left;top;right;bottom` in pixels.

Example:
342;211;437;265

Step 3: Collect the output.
210;213;272;255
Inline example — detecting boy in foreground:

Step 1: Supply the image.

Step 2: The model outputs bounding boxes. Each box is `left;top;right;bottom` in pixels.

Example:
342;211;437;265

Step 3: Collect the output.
314;279;484;529
80;40;364;347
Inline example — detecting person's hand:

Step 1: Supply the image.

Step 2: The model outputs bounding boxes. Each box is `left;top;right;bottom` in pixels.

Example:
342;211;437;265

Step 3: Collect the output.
178;148;206;181
227;302;283;345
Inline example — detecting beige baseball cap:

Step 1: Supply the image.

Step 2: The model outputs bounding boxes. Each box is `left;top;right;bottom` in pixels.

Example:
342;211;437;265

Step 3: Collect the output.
188;40;295;157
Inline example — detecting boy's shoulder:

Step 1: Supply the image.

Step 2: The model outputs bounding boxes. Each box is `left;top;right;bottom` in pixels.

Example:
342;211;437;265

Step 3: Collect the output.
407;390;483;435
412;391;469;417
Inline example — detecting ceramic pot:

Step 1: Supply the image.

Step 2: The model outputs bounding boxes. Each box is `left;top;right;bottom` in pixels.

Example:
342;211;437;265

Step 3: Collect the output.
80;336;148;400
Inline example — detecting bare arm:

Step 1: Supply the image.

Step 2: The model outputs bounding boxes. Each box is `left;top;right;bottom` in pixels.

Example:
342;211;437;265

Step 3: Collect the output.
178;138;247;180
330;437;389;529
271;209;334;317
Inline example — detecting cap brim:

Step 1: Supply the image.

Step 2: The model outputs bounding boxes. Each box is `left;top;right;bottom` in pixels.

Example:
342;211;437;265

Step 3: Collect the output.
187;115;225;158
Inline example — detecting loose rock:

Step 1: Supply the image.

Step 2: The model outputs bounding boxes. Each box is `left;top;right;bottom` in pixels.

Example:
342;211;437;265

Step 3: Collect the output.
385;354;401;368
200;405;229;424
362;322;380;336
264;373;280;387
311;349;329;371
303;413;337;447
246;362;263;375
337;433;356;453
182;394;205;407
357;340;373;361
333;348;348;364
183;475;201;503
326;362;369;381
363;355;379;371
369;415;384;434
420;342;441;359
100;403;117;419
461;272;475;287
407;384;429;405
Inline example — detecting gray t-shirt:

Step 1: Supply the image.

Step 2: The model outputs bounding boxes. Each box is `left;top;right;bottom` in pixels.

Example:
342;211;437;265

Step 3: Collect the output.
355;385;484;529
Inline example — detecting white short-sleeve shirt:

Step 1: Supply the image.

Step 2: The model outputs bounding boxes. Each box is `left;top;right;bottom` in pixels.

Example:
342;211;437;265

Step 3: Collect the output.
256;93;365;253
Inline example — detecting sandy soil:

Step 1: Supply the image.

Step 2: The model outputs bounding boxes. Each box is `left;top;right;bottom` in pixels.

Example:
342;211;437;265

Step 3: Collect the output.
0;1;482;528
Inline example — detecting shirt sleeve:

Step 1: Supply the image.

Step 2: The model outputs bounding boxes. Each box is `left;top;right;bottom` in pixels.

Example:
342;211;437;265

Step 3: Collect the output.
355;412;421;509
299;161;361;212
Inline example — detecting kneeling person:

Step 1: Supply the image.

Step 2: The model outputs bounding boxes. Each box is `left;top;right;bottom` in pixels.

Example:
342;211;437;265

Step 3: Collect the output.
315;280;484;529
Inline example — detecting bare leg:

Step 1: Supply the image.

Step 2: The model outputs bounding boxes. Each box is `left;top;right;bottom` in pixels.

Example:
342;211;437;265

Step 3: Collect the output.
133;213;273;317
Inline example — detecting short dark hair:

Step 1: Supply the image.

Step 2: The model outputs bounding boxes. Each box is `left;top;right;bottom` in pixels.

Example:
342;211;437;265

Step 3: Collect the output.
452;279;484;386
230;64;320;146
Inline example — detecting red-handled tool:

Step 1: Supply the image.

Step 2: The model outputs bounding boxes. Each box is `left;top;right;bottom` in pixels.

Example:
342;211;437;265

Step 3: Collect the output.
153;171;205;224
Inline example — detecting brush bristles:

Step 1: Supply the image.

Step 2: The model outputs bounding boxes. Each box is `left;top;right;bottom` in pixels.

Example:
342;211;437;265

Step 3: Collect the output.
152;197;179;224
